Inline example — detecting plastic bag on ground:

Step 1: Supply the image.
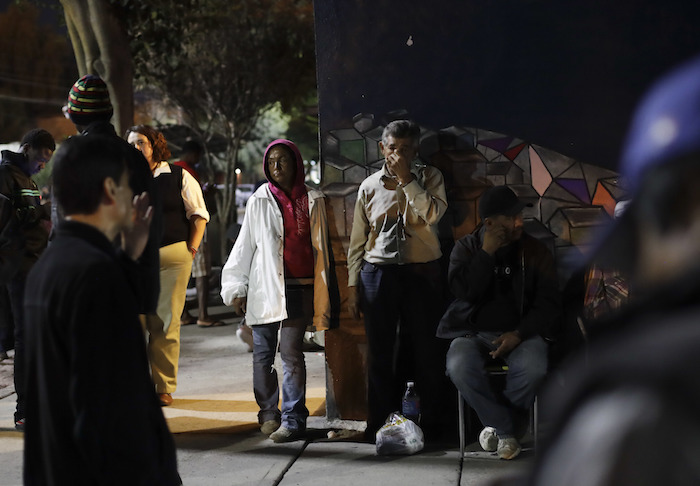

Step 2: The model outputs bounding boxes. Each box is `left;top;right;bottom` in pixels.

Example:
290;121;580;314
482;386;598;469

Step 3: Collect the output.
375;412;425;455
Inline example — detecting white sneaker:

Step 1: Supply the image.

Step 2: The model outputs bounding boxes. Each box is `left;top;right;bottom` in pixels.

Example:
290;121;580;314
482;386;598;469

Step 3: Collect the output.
479;426;498;452
260;419;281;436
237;324;254;352
497;437;522;460
269;426;304;443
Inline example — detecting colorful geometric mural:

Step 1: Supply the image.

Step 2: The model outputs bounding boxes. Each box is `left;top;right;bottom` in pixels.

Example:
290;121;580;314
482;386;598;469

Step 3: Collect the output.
321;113;628;282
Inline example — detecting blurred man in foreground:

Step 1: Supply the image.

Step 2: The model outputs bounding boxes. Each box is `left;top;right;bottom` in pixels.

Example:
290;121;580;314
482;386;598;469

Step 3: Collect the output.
23;136;180;485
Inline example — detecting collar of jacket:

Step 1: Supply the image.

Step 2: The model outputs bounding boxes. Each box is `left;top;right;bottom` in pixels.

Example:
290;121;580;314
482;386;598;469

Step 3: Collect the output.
1;150;30;176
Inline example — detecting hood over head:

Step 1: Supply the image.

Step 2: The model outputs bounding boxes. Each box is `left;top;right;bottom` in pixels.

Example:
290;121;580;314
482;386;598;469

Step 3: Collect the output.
263;139;306;199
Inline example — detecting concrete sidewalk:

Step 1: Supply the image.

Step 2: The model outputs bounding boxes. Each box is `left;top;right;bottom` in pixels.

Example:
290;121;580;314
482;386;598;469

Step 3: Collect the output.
0;300;533;485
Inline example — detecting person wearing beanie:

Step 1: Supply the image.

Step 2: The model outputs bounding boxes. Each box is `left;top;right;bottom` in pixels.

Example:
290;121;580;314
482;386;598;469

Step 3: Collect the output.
58;74;163;316
438;185;561;460
0;128;56;430
66;74;114;129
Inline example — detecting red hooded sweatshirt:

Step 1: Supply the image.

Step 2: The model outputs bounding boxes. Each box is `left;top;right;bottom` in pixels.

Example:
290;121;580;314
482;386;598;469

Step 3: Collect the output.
263;139;313;279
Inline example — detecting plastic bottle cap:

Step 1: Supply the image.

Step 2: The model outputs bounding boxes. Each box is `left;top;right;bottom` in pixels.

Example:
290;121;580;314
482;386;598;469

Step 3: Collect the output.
407;381;415;387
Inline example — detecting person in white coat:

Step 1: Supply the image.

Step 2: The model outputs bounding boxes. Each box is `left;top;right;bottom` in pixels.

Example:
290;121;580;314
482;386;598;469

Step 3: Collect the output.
221;139;333;443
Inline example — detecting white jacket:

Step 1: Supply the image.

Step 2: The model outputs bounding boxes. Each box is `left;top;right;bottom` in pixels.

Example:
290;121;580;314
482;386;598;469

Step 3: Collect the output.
220;184;333;329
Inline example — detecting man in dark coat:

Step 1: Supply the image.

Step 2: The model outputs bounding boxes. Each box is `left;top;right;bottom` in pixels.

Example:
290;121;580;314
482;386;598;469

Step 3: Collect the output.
438;185;561;460
23;136;180;485
0;128;55;429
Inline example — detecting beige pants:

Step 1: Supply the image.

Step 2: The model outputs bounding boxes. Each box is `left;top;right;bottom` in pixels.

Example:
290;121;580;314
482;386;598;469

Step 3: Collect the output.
145;241;193;393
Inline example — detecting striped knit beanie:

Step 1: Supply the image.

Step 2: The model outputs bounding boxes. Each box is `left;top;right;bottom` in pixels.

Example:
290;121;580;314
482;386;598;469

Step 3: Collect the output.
66;74;113;125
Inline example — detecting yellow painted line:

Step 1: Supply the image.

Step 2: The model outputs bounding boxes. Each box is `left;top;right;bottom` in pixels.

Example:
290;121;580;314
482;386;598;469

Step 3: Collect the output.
163;389;326;435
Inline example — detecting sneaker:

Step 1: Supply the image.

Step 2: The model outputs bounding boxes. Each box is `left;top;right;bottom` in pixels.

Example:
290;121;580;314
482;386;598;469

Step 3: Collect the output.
15;418;25;431
237;324;254;352
497;437;522;460
479;426;498;452
260;419;281;436
269;426;304;443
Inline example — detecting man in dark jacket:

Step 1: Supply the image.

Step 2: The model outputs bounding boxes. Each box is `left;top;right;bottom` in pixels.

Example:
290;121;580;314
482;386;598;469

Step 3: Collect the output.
0;128;55;430
438;185;560;460
23;135;180;485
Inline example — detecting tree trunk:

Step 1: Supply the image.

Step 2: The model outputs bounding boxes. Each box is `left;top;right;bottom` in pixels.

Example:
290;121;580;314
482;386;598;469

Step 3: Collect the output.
215;142;241;265
60;0;134;134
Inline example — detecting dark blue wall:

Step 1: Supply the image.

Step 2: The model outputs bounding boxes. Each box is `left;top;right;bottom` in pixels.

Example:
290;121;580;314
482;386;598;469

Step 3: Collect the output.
314;0;700;169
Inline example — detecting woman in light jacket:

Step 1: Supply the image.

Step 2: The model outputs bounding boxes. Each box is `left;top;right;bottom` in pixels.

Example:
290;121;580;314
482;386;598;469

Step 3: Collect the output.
221;139;333;443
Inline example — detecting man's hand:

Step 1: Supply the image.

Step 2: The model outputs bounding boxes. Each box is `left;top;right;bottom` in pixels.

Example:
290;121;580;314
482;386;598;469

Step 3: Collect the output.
233;296;247;316
482;219;508;255
385;152;413;186
347;286;362;320
121;192;153;261
490;331;522;359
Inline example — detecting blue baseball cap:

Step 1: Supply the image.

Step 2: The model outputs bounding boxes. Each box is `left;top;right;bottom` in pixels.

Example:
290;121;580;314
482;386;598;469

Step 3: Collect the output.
592;53;700;272
620;55;700;193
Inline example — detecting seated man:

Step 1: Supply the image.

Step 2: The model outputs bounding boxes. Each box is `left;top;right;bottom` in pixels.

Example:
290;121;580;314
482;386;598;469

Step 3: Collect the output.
438;185;561;460
23;136;180;484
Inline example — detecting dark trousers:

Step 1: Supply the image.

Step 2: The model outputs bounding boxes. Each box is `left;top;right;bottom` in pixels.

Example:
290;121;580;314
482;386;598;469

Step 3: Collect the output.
8;270;27;422
0;285;13;353
360;260;448;438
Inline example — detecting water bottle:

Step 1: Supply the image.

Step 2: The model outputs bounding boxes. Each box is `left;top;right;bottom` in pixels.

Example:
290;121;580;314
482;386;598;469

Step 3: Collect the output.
401;381;421;424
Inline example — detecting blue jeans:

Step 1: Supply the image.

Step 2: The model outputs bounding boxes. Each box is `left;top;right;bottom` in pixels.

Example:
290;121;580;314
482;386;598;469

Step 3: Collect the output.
446;332;548;438
251;286;310;431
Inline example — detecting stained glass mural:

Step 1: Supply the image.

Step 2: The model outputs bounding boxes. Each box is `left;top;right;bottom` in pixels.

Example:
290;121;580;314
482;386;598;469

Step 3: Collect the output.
321;113;628;283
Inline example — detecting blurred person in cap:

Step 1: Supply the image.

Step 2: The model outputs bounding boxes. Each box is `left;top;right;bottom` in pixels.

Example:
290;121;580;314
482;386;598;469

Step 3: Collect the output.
0;128;55;430
63;74;163;316
511;54;700;486
438;185;561;460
